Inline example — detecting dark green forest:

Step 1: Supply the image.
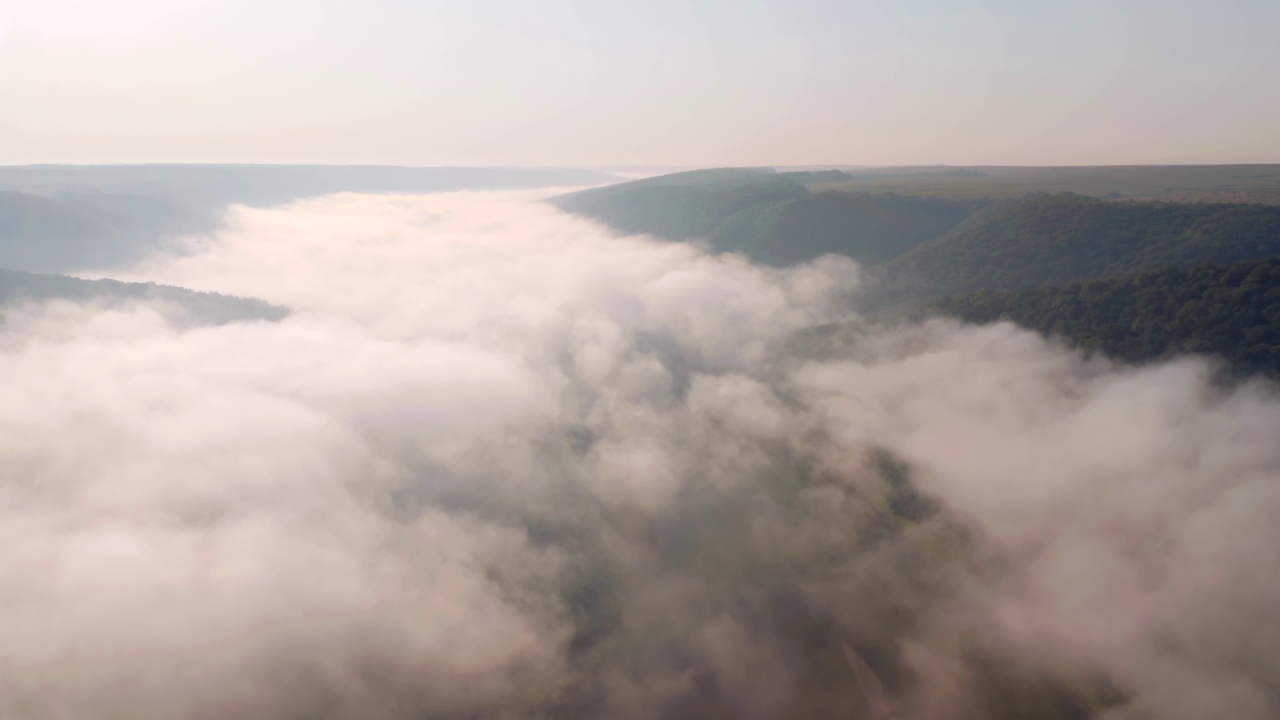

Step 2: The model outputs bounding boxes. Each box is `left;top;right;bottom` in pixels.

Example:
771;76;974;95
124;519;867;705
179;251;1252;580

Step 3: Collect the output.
931;258;1280;378
556;169;1280;380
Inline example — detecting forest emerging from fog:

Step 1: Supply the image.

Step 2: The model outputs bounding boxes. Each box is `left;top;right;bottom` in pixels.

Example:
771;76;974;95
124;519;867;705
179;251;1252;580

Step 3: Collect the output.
6;0;1280;716
5;162;1280;375
555;166;1280;378
1;164;1279;719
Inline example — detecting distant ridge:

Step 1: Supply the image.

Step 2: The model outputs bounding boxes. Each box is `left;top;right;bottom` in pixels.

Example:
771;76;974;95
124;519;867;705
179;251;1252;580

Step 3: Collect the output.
875;192;1280;302
557;167;1280;379
550;167;987;266
0;165;619;273
0;164;618;207
0;267;287;326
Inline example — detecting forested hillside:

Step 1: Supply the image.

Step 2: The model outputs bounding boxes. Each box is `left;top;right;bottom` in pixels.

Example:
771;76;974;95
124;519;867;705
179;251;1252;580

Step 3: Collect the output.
932;258;1280;377
809;164;1280;204
553;168;807;244
558;169;1280;380
552;169;982;266
11;166;1280;375
0;268;287;326
881;193;1280;300
733;191;984;266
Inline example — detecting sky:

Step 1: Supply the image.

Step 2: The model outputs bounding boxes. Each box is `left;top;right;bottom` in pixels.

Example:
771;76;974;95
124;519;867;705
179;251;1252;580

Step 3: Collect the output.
2;0;1278;166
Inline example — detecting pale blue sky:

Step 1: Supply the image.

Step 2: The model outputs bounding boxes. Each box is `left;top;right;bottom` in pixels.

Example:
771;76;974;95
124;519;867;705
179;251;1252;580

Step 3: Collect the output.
2;0;1277;165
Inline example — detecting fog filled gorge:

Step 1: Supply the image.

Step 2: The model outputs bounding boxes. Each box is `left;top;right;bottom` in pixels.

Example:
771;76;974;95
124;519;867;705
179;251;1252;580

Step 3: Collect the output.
2;190;1278;719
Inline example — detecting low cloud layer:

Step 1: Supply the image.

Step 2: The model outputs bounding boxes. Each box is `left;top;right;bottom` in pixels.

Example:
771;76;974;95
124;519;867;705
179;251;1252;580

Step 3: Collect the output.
2;190;1277;719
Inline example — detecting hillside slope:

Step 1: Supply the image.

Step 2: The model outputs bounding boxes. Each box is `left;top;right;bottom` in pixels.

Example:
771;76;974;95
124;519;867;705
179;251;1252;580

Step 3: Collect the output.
877;193;1280;302
809;164;1280;204
552;168;806;243
552;169;981;266
0;191;219;273
931;257;1280;378
0;268;288;326
745;191;982;266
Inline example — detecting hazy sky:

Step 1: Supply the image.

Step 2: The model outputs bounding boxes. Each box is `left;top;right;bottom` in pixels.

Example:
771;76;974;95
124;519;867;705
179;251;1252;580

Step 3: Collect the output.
3;0;1278;166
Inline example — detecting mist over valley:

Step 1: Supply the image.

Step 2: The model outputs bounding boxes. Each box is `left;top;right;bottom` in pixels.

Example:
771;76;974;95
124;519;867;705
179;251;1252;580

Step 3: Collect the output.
0;172;1276;718
3;0;1279;716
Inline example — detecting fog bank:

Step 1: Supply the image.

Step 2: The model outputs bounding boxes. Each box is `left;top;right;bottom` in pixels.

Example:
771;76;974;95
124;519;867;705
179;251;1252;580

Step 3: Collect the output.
1;190;1276;719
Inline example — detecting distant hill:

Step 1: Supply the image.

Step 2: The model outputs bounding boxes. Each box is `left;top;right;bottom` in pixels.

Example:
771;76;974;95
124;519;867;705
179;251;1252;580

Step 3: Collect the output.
560;168;1280;380
0;165;617;208
742;191;983;266
774;169;854;183
809;164;1280;204
0;268;287;326
931;257;1280;379
0;165;618;273
552;168;806;244
875;193;1280;303
0;191;219;273
555;173;1280;297
551;168;983;266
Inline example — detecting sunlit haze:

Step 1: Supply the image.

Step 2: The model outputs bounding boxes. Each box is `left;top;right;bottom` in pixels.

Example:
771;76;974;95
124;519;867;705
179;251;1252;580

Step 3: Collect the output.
3;0;1278;166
